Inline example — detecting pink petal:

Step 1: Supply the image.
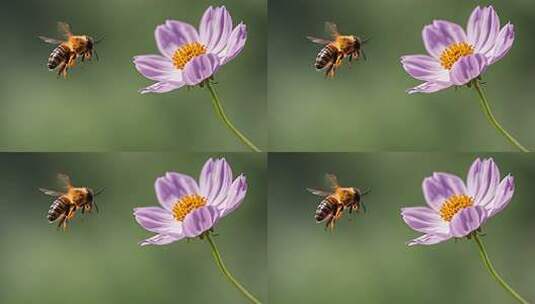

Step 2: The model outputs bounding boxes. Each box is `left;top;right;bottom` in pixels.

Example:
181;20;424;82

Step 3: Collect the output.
133;54;181;82
220;23;247;64
200;6;233;55
155;21;199;59
182;206;220;238
423;20;467;59
155;172;200;210
401;55;448;82
199;158;233;207
133;207;182;235
488;23;514;65
139;81;184;94
401;207;448;234
449;206;487;238
218;174;247;217
466;158;500;208
407;233;451;246
182;53;220;86
139;233;184;246
449;53;487;86
486;175;514;217
467;6;501;55
422;173;467;211
407;81;452;94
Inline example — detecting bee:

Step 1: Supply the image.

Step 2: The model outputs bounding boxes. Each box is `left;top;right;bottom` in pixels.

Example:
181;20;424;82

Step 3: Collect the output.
307;22;368;78
307;174;369;230
39;22;100;77
39;174;103;230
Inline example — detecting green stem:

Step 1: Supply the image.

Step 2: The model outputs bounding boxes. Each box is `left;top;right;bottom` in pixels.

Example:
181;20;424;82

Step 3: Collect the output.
473;234;530;304
472;80;529;152
205;82;261;152
205;233;262;304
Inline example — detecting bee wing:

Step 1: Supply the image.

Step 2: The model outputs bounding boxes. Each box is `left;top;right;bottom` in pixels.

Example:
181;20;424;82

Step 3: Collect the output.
38;36;63;44
57;173;72;188
39;188;62;197
325;22;340;38
306;188;330;197
57;22;73;38
325;174;339;189
306;36;331;45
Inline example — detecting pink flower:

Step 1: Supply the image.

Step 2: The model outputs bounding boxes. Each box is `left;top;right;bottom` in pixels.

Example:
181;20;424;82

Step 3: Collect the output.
134;158;247;246
133;6;247;93
401;6;514;93
401;158;515;246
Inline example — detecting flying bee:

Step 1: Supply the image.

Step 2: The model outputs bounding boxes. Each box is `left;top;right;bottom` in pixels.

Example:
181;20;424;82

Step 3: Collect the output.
307;22;368;78
307;174;369;231
39;174;103;230
39;22;101;78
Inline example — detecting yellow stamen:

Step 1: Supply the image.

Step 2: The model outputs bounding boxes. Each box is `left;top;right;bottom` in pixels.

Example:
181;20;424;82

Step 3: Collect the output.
172;42;207;69
439;194;474;222
439;42;474;70
172;194;207;221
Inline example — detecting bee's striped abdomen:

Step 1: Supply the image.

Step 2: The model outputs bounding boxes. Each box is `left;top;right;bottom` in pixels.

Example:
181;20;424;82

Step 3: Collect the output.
315;44;338;69
314;196;337;222
47;196;71;222
47;45;70;70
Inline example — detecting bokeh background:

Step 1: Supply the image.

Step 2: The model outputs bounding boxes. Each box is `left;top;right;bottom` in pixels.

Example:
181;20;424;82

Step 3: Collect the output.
0;153;266;303
269;0;535;151
0;0;266;151
269;153;535;303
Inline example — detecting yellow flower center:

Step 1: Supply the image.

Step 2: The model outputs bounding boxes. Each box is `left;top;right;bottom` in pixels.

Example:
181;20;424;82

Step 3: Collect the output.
439;42;474;70
172;194;207;221
439;194;474;222
172;42;207;70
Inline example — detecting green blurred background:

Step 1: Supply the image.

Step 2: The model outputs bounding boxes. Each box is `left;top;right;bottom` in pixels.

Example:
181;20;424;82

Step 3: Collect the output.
269;153;535;303
268;0;535;151
0;0;266;151
0;153;266;303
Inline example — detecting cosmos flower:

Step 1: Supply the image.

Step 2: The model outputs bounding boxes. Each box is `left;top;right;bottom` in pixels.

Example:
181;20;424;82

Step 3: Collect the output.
133;6;247;94
401;158;515;246
401;5;514;94
134;158;247;246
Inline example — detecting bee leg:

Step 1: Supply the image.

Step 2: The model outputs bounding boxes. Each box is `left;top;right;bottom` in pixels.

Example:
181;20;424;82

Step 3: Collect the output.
324;216;333;231
56;62;67;78
67;54;77;68
360;201;367;213
360;49;367;61
66;206;77;220
325;63;337;78
62;218;68;231
56;215;66;230
58;63;69;78
323;62;333;78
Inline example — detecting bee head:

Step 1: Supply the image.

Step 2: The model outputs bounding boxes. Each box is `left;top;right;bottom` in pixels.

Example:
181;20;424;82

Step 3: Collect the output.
87;187;104;213
352;187;361;202
86;36;95;50
86;188;94;203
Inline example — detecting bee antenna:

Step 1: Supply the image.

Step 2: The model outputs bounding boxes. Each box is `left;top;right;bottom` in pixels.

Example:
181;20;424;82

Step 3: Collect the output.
94;187;105;196
360;37;371;45
95;36;104;44
360;188;371;196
